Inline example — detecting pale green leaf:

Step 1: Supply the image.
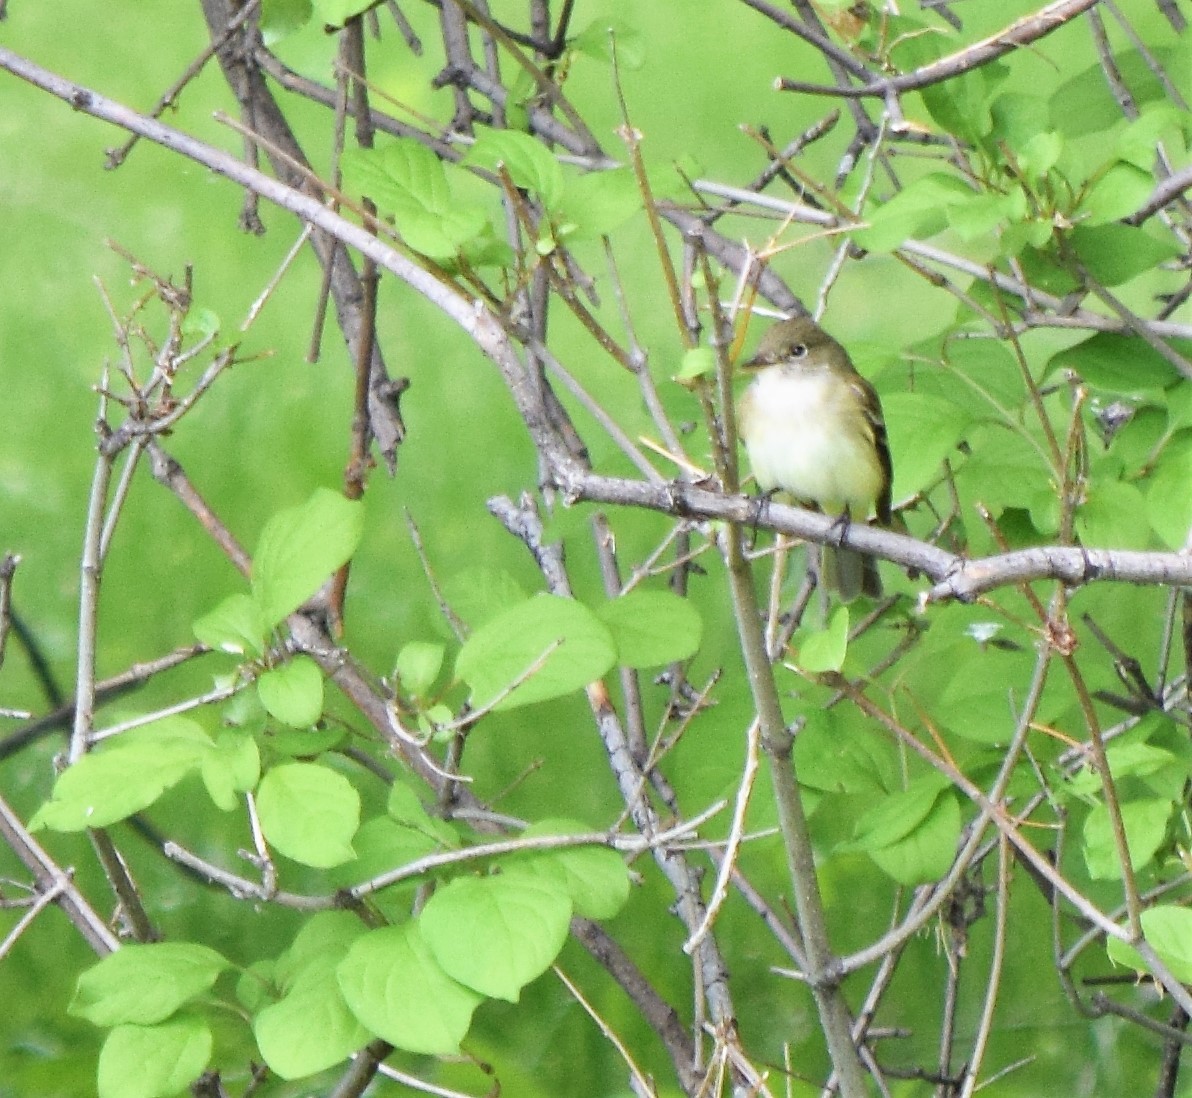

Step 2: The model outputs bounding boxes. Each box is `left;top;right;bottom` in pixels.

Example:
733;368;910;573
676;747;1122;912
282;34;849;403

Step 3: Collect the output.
595;590;702;668
1083;798;1171;880
71;943;228;1026
97;1017;212;1098
1108;905;1192;981
1081;162;1155;227
338;923;482;1054
257;655;324;728
465;129;564;207
519;819;629;920
200;731;261;811
256;762;360;868
556;168;641;239
1048;333;1181;393
854;174;974;252
193;592;268;657
1146;436;1192;549
570;17;645;69
260;0;313;45
677;346;716;381
31;718;210;832
796;606;850;673
882;393;970;502
252;488;364;627
454;594;616;711
1075;478;1150;549
395;641;445;698
868;792;961;886
253;918;368;1081
420;871;571;1001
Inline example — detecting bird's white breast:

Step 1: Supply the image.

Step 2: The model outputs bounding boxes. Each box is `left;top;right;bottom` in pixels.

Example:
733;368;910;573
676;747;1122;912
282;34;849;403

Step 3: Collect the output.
739;365;883;514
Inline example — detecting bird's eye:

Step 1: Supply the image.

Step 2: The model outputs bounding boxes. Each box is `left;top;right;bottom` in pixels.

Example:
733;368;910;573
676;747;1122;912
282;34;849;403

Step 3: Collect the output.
791;343;808;357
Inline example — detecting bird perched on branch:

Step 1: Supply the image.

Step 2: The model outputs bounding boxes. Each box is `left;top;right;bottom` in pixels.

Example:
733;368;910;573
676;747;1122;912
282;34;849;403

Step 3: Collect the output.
737;316;892;601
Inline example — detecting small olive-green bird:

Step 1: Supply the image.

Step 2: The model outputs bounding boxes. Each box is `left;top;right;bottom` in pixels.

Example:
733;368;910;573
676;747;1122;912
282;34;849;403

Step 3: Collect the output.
737;317;892;601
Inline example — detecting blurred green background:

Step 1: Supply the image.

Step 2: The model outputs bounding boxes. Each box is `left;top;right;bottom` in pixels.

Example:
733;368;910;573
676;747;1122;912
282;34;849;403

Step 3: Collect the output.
0;1;1179;1095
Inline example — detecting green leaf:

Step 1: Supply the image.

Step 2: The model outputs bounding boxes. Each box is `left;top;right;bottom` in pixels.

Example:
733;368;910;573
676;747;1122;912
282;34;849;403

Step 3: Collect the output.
935;649;1024;744
1115;104;1187;171
236;960;275;1014
677;346;716;381
882;392;971;501
193;592;268;657
1051;48;1191;138
1067;740;1188;801
465;129;564;207
395;641;446;698
1083;798;1172;880
1080;162;1155;227
1165;387;1192;434
794;710;895;796
252;488;364;627
953;428;1053;517
595;590;702;668
1147;435;1192;549
570;17;646;69
1107;905;1192;982
343;140;488;259
30;718;210;832
71;943;228;1026
922;65;998;144
180;307;220;341
946;188;1026;243
456;221;517;270
274;910;367;990
455;594;617;711
848;775;951;852
260;0;313;45
854;174;974;253
1047;333;1181;393
387;782;459;848
518;819;630;920
337;923;483;1055
1069;224;1182;288
256;762;360;868
97;1017;212;1098
1075;478;1150;550
257;655;324;728
1000;217;1056;256
1017;131;1063;181
868;791;961;886
200;731;261;811
253;913;369;1080
943;338;1026;412
555;168;641;239
990;91;1051;151
1105;404;1164;473
796;606;850;673
420;871;572;1001
254;973;368;1080
331;817;444;901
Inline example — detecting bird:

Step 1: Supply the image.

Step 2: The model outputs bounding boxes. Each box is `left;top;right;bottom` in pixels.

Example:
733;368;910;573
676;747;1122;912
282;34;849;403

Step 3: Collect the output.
736;316;892;601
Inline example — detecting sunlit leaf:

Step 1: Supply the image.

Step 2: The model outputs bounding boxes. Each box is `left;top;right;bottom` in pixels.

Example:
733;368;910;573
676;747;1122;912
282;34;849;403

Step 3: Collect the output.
252;488;364;627
455;595;616;710
338;923;482;1054
256;762;360;868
